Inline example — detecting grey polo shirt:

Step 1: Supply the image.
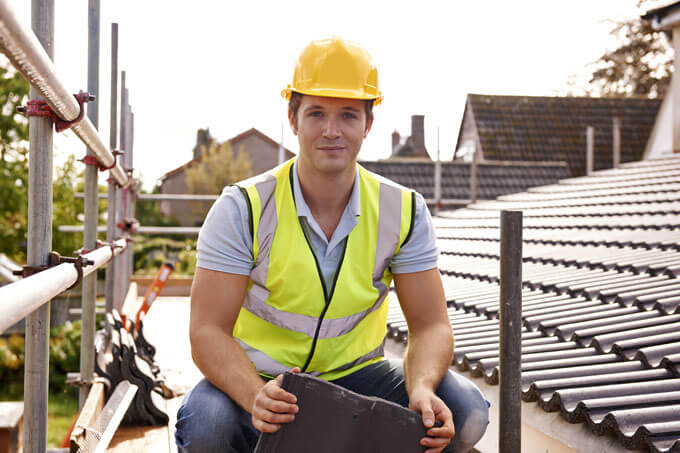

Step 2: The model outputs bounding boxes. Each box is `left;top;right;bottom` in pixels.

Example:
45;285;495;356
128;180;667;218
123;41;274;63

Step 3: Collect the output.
196;160;439;295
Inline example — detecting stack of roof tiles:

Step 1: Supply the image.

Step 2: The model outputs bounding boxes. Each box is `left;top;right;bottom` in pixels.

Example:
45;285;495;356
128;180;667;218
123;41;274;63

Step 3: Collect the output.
359;160;570;201
386;154;680;452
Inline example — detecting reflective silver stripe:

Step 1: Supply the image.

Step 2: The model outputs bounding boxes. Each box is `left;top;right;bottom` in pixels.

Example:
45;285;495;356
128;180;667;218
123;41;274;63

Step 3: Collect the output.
250;175;277;287
244;181;403;340
235;338;290;376
236;337;385;378
243;285;318;337
373;183;403;288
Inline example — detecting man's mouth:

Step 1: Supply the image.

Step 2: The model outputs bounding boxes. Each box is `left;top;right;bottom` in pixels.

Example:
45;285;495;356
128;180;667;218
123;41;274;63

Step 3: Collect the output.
318;146;345;151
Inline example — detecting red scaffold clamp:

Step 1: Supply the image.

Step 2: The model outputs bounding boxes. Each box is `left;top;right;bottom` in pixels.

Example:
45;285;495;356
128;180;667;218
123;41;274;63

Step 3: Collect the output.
117;218;140;235
81;150;124;172
16;91;95;132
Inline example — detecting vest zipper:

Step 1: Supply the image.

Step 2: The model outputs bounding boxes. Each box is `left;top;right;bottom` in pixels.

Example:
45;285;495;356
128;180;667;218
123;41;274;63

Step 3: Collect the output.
299;235;348;372
289;165;350;373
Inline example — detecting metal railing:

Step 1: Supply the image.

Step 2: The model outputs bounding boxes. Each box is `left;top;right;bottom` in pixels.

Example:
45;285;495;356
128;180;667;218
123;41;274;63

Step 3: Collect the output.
0;0;129;188
0;239;127;333
0;1;136;451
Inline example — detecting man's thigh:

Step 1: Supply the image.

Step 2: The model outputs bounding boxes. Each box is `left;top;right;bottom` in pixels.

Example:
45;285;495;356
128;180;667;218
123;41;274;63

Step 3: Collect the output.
175;378;259;453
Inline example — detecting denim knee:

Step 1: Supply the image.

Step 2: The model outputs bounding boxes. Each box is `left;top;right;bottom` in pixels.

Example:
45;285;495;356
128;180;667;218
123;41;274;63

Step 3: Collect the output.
436;370;490;453
175;379;259;453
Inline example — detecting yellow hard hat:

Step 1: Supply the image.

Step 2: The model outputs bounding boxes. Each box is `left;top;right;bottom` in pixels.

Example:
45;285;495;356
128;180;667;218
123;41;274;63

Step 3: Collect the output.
281;37;383;106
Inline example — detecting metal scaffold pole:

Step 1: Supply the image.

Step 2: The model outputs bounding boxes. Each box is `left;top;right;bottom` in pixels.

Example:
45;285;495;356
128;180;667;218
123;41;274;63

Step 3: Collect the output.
499;210;523;453
79;0;100;409
105;23;119;316
24;1;54;450
118;71;128;304
128;109;135;286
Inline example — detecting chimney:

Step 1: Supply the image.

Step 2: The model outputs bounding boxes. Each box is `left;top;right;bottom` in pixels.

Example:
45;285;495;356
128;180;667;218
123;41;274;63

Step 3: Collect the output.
411;115;426;156
193;128;211;160
391;130;400;151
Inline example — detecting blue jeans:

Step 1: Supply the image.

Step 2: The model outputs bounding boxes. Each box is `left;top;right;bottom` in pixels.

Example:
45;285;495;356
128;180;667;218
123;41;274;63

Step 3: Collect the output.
175;359;489;453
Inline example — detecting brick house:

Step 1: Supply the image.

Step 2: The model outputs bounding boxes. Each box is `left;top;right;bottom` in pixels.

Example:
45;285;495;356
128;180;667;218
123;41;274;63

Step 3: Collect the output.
159;128;293;226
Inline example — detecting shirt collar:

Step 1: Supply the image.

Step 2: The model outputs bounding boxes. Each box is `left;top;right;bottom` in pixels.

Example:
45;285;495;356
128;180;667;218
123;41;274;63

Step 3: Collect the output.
292;159;361;218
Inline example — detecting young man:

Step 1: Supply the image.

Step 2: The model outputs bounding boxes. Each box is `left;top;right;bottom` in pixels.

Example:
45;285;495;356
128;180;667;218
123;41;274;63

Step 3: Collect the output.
176;38;489;453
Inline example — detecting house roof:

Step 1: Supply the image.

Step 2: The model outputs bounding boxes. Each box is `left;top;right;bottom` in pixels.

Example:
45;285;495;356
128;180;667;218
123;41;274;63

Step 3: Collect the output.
359;160;570;202
642;1;680;22
387;154;680;452
458;94;661;177
160;128;294;182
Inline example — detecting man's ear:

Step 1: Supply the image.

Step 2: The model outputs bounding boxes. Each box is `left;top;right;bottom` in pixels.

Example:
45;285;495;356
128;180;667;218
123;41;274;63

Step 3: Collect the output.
364;113;374;138
288;109;298;135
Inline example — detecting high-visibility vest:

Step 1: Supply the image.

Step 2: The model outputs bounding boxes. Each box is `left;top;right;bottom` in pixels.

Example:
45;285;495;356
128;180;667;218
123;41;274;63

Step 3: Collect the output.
233;158;415;381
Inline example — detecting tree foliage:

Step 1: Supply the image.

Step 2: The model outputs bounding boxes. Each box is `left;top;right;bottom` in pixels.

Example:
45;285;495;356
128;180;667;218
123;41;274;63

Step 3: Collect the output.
0;57;29;261
185;141;252;214
52;154;83;257
0;57;92;262
582;1;673;98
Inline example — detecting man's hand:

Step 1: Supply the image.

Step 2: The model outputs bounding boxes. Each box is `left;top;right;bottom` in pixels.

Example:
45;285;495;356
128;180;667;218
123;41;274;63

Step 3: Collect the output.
409;385;455;453
251;367;301;433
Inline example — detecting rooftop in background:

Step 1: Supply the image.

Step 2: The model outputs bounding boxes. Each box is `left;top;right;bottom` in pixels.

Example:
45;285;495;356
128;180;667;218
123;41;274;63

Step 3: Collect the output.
456;94;661;177
359;159;570;204
642;1;680;26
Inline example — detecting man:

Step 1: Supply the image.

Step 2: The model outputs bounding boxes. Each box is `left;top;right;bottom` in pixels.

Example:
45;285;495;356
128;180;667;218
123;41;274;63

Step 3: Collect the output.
175;37;489;453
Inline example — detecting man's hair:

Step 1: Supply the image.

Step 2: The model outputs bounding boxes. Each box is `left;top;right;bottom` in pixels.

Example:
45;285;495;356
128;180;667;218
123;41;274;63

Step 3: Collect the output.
288;92;374;129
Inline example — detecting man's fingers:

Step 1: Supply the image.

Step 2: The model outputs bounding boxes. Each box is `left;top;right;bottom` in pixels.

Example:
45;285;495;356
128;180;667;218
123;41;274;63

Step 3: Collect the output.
421;405;435;428
420;435;450;449
290;367;301;373
254;406;296;424
427;426;454;438
252;417;281;434
263;382;298;404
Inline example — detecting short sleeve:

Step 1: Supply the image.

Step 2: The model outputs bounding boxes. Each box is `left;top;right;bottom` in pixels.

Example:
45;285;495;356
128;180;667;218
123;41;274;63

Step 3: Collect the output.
390;192;439;274
196;185;254;275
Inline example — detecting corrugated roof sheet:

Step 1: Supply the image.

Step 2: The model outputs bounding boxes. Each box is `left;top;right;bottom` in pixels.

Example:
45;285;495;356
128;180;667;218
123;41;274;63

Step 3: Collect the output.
387;154;680;452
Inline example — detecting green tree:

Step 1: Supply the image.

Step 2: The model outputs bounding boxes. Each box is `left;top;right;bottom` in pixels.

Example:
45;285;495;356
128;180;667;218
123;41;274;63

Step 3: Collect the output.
135;181;178;230
0;57;29;261
185;141;252;215
51;154;83;257
577;1;673;98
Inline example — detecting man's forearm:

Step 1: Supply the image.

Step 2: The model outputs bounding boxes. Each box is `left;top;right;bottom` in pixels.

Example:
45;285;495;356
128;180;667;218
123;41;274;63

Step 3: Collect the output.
403;322;454;395
191;325;264;413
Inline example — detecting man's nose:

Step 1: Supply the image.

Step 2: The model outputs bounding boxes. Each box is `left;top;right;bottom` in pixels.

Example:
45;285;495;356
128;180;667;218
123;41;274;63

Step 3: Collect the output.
322;115;340;139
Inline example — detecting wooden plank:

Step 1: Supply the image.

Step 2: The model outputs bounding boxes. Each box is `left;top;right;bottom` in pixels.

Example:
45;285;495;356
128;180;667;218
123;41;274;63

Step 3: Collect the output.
89;381;138;453
71;382;106;451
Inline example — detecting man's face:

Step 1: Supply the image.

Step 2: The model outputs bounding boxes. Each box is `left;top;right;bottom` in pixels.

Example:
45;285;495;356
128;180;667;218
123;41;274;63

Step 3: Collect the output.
289;95;373;176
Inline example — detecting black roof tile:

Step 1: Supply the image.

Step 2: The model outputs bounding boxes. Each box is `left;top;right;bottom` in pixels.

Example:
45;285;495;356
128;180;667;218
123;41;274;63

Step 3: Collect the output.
386;155;680;450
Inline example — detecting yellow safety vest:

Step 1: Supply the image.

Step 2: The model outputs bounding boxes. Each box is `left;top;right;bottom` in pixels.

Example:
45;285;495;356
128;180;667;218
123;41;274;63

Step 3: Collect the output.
233;158;414;380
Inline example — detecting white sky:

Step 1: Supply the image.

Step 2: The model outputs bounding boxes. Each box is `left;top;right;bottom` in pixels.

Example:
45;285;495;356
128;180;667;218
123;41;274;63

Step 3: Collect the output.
9;0;656;190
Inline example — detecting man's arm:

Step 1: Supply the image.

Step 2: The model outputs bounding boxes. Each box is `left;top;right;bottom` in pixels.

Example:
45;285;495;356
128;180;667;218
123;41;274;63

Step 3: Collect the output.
190;267;299;432
394;268;454;453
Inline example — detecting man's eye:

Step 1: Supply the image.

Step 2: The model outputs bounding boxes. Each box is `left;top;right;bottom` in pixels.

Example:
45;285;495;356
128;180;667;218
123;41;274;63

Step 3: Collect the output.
343;113;357;119
309;111;323;117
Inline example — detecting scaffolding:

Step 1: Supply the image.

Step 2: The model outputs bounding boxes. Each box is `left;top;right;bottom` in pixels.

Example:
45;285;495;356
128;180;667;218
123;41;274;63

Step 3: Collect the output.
0;1;135;451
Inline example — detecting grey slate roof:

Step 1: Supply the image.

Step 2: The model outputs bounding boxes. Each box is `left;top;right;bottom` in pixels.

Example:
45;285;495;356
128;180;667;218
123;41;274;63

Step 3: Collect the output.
387;154;680;452
461;95;661;177
358;160;570;201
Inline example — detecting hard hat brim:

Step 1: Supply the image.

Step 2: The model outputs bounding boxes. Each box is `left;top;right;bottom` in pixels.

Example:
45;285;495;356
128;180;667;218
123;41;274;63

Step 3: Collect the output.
281;87;383;106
